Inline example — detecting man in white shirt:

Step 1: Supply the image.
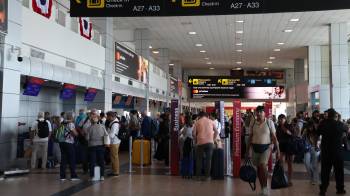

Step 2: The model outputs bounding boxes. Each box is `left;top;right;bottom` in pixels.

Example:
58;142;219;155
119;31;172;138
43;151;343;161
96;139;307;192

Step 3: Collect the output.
31;111;52;169
107;111;120;176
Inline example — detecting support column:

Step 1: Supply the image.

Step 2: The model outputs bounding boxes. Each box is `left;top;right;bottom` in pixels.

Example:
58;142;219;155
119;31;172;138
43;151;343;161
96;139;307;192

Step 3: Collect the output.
329;23;349;119
0;0;23;169
294;59;309;112
135;29;151;113
158;48;170;107
308;45;331;112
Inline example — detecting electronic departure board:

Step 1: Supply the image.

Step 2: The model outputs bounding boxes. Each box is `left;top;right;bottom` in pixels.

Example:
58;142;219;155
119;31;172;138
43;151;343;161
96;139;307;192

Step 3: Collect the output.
188;76;285;99
71;0;350;17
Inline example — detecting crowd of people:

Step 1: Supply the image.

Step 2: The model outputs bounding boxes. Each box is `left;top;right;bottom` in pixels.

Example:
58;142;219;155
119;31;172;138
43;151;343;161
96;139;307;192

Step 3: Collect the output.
28;106;350;196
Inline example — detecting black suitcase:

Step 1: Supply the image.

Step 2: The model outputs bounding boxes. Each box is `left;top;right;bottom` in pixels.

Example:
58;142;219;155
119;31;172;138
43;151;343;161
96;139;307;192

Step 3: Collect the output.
211;148;224;180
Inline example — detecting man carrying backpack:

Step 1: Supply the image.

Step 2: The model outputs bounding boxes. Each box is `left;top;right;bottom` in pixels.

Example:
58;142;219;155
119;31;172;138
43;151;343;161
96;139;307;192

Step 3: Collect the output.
106;111;120;176
31;112;52;169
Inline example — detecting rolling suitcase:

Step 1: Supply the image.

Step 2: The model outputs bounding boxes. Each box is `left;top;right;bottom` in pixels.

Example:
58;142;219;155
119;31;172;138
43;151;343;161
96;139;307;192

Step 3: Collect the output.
211;148;224;180
181;156;194;178
132;139;151;165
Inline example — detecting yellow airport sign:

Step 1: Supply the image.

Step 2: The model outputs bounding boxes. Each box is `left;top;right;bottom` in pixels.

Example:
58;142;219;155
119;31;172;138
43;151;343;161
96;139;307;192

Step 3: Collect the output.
182;0;201;7
87;0;105;8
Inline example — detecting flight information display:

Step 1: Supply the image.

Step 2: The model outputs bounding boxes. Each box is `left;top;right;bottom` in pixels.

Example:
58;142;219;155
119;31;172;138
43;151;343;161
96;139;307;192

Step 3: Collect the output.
188;76;285;99
70;0;350;17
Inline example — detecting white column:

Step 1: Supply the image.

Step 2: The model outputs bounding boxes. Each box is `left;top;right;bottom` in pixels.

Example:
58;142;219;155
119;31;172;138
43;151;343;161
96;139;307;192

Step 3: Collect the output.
135;29;151;113
0;0;23;169
329;23;350;118
158;48;170;106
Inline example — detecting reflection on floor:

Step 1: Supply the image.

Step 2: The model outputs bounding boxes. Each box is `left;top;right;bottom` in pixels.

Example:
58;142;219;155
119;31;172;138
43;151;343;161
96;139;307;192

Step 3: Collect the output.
1;157;350;196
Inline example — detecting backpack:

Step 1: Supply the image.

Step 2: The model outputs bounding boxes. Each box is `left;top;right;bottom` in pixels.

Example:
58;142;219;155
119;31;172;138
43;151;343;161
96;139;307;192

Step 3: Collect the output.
37;120;50;138
129;115;140;131
110;121;129;141
54;125;66;143
183;137;193;157
150;119;158;138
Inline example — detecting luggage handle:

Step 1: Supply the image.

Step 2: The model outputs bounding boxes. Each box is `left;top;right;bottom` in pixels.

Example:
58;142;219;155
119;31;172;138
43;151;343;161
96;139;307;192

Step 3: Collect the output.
249;181;256;191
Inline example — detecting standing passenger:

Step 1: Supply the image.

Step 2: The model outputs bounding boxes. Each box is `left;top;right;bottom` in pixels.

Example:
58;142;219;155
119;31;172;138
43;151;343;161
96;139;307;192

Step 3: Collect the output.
106;111;120;177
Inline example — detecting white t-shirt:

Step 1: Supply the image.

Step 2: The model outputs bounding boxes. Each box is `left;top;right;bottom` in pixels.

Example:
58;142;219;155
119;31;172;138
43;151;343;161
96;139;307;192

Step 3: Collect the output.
249;118;276;144
108;119;120;145
64;122;76;144
31;118;52;142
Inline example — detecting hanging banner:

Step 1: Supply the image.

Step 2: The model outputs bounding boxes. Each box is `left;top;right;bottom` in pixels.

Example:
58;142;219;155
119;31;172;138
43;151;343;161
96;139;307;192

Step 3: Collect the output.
79;17;92;40
170;99;180;176
32;0;52;18
264;100;273;172
215;101;225;138
232;99;241;177
70;0;350;17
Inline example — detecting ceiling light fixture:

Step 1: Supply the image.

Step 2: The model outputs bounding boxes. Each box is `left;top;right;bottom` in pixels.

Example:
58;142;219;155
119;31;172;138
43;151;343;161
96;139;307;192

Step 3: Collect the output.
149;46;153;49
209;67;215;70
169;63;174;66
264;67;269;70
267;61;273;64
188;31;197;35
236;49;243;52
236;61;242;64
204;57;209;60
233;67;242;70
277;42;285;45
236;30;244;34
195;44;203;47
236;20;244;23
236;43;243;46
207;62;212;64
152;50;159;54
283;29;293;33
269;57;276;60
200;50;206;53
274;48;281;52
290;18;300;22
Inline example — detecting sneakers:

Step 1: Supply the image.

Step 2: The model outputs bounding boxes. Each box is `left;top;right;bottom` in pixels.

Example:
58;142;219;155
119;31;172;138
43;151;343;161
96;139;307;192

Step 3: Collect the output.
70;178;80;181
100;177;105;181
60;178;66;182
336;190;346;195
260;187;268;196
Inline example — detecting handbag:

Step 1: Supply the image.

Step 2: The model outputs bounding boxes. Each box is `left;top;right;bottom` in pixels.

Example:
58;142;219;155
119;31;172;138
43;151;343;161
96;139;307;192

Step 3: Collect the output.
239;158;257;191
271;160;289;189
103;129;111;145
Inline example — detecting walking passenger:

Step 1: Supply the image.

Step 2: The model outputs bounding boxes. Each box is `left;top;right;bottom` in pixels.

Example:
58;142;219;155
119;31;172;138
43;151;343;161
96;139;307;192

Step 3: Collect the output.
303;121;320;185
247;106;280;196
106;111;120;176
192;111;219;181
318;108;347;196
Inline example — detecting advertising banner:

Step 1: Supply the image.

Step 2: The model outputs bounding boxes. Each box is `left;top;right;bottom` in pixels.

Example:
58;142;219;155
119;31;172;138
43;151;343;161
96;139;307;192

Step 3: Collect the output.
215;101;225;138
170;99;180;175
232;99;241;177
71;0;350;17
115;43;148;84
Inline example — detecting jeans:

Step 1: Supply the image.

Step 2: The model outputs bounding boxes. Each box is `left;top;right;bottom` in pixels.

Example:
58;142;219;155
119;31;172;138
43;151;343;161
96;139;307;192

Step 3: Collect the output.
195;143;214;178
304;147;320;183
31;141;48;169
89;145;105;178
76;143;89;173
59;143;78;179
110;144;120;175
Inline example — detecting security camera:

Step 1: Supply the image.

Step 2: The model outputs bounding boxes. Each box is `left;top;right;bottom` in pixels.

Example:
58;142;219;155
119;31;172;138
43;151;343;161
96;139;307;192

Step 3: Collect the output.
17;56;23;62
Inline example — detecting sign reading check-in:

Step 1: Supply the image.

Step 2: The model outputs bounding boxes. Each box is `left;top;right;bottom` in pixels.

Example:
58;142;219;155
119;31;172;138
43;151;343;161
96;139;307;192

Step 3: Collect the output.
70;0;350;17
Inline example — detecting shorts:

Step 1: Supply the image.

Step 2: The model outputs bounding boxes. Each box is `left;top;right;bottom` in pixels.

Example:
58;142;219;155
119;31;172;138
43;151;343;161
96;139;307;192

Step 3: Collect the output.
252;147;271;166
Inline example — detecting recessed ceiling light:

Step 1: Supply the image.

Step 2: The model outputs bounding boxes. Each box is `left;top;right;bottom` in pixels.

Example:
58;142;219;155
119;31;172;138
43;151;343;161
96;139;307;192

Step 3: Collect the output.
149;45;153;49
236;49;243;52
206;62;212;64
236;43;243;46
277;42;285;45
283;29;293;33
236;30;244;34
209;67;215;70
200;50;206;53
274;49;281;52
152;50;159;54
188;31;197;35
195;44;203;47
169;63;174;66
236;20;244;23
269;57;276;60
204;57;209;60
236;61;242;64
233;67;242;70
264;67;269;70
290;18;300;22
267;61;273;64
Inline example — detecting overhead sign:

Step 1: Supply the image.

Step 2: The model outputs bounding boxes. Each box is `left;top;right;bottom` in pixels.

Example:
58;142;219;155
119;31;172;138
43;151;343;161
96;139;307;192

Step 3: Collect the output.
71;0;350;17
170;99;180;176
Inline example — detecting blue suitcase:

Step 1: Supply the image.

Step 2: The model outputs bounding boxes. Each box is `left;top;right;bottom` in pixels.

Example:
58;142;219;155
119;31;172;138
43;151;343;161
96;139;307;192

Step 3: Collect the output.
181;156;194;178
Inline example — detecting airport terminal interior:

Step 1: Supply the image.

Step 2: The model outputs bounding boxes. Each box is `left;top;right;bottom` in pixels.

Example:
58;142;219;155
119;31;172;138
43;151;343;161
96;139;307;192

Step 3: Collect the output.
1;0;350;195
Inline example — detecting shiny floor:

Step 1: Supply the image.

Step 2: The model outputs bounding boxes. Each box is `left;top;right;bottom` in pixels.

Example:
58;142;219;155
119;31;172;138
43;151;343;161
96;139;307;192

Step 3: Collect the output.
1;158;350;196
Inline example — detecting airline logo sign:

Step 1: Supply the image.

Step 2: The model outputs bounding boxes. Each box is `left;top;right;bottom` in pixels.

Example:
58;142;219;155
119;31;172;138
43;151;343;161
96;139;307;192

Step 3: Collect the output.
182;0;201;7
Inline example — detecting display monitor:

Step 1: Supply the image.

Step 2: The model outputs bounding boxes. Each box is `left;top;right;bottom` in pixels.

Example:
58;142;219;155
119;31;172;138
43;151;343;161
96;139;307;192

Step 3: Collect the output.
84;88;97;102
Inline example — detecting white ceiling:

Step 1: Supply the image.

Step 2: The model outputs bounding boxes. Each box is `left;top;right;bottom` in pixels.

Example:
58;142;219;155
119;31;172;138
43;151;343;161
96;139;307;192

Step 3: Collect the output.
106;9;350;70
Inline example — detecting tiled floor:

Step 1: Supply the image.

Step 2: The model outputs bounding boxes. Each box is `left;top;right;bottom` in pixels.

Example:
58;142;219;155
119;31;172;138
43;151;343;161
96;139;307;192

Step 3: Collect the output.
1;157;350;196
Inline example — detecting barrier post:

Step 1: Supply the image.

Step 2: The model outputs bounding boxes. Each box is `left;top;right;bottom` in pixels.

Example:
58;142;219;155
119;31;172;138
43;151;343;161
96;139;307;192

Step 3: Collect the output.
141;138;144;168
128;136;133;173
